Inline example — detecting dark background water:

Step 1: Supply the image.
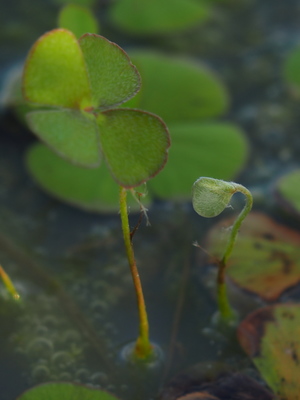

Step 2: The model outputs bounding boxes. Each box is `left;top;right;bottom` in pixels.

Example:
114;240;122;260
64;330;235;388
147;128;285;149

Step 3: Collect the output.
1;0;300;399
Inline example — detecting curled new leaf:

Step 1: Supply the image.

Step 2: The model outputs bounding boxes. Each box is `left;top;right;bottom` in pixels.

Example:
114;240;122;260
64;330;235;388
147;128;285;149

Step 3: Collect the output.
192;177;237;218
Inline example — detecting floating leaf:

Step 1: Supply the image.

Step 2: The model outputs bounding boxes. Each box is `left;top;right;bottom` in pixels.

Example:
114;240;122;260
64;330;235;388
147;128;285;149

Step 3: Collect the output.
27;110;101;166
17;382;120;400
238;303;300;400
275;169;300;217
207;212;300;301
58;4;99;38
148;123;248;199
98;109;170;188
23;29;91;109
54;0;96;5
125;52;229;122
109;0;210;35
160;365;274;400
26;143;149;212
283;47;300;92
79;34;141;110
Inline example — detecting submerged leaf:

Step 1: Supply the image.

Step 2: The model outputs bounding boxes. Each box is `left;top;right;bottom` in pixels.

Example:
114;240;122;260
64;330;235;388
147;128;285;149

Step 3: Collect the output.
207;212;300;301
27;110;101;166
238;303;300;400
26;143;149;212
17;382;119;400
283;47;300;91
148;123;248;199
58;4;99;38
23;29;91;109
79;34;141;110
109;0;209;35
126;52;229;122
98;109;170;188
275;169;300;217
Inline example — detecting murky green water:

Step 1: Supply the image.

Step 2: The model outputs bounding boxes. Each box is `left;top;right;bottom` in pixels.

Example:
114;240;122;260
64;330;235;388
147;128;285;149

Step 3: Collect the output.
1;0;300;398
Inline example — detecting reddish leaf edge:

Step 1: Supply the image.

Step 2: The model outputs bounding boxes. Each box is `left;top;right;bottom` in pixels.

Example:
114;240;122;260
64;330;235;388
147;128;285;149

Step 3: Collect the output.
22;28;81;106
78;33;142;111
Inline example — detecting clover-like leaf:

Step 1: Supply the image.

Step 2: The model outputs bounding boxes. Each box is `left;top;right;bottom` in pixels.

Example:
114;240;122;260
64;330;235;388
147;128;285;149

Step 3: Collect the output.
58;4;99;38
79;34;141;110
23;29;91;109
98;109;170;188
109;0;210;35
17;382;119;400
125;52;229;122
22;29;141;112
148;122;248;199
207;212;300;301
26;143;148;212
27;110;101;166
275;169;300;218
238;303;300;400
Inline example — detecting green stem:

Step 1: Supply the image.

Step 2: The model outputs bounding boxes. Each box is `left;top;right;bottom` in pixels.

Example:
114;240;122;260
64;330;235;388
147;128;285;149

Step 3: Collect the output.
119;186;152;360
218;184;253;322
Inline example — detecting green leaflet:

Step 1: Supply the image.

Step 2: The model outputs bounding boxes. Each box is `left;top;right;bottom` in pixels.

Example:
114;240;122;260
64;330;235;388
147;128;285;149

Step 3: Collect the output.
18;382;120;400
27;109;101;167
98;109;170;188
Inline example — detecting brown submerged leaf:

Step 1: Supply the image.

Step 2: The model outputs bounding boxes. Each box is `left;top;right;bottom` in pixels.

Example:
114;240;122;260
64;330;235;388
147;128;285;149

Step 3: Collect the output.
159;363;274;400
238;303;300;400
206;212;300;301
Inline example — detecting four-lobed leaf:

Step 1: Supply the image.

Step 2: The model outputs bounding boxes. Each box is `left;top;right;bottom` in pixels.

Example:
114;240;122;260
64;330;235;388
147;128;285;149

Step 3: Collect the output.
23;29;169;188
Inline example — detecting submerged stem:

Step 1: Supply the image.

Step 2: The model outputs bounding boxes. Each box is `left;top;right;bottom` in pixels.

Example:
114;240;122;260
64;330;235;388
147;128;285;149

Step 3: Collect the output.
218;184;253;322
119;186;152;360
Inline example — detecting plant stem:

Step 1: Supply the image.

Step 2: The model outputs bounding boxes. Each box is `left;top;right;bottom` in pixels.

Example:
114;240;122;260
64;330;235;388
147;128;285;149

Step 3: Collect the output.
119;186;152;360
218;184;253;322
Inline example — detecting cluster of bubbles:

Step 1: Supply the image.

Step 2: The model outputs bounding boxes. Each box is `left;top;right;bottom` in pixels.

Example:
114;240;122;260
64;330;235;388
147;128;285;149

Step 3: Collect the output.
8;249;133;395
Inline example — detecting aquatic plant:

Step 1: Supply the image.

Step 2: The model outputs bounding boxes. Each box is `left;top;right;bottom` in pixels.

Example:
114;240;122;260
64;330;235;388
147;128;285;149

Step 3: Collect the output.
238;303;300;400
27;51;247;211
108;0;210;35
22;28;170;360
58;3;99;38
0;265;20;300
192;177;253;322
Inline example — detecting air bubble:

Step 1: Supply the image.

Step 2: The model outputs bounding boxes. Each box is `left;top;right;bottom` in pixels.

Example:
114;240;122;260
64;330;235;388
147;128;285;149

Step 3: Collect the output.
32;365;51;381
27;337;54;357
51;351;73;370
90;371;108;385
